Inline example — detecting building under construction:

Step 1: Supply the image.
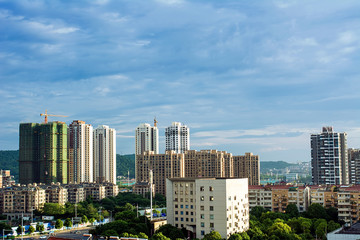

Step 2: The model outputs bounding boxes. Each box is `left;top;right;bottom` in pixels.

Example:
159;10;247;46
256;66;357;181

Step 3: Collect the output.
19;122;68;184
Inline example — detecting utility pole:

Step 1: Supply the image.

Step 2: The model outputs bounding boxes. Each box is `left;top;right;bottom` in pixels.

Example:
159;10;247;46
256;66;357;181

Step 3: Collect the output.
21;213;23;240
75;204;77;218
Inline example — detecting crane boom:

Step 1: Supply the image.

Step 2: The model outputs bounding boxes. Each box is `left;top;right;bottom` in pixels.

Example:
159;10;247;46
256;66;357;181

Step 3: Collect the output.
40;110;68;123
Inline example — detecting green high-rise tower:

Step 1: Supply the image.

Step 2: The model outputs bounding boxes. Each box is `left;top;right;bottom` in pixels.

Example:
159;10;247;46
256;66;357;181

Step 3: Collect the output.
19;122;68;184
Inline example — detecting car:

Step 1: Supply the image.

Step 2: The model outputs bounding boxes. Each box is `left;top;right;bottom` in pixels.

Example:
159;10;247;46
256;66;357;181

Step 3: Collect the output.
39;236;47;239
76;231;81;234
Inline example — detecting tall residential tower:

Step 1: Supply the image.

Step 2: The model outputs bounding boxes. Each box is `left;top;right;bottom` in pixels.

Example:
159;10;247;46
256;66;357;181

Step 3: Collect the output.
19;122;68;184
311;126;348;185
93;125;116;184
68;120;94;183
165;122;190;153
135;121;159;155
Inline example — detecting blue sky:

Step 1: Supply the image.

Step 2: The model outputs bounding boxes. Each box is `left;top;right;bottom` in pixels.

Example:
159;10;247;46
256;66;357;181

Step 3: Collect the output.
1;0;360;162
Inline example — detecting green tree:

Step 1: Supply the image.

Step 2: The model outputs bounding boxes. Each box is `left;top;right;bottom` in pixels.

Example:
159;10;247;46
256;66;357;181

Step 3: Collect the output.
251;206;267;219
82;215;89;223
155;224;185;240
36;223;44;232
138;232;149;239
89;218;95;224
239;232;250;240
268;220;292;239
104;229;118;237
0;222;11;232
42;203;65;216
325;207;338;222
16;225;24;235
55;219;63;229
285;204;300;218
327;220;340;233
306;204;328;219
203;231;222;240
28;225;35;234
64;218;73;228
151;232;170;240
228;233;242;240
115;210;136;221
315;222;327;240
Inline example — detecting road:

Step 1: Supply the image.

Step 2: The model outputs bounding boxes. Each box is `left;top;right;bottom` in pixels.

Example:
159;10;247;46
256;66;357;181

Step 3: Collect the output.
23;226;93;240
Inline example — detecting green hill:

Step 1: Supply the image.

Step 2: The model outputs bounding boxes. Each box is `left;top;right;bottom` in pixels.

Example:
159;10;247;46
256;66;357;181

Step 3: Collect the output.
260;160;295;172
0;150;19;181
0;150;136;182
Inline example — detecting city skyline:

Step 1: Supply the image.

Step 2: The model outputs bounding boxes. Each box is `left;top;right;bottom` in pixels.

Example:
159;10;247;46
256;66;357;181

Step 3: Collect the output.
1;1;360;162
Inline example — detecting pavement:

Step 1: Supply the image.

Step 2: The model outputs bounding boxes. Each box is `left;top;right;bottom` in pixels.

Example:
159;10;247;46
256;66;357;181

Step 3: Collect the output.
22;226;94;240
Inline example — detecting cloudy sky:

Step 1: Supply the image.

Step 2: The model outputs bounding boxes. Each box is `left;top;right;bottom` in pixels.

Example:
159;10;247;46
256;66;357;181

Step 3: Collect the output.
1;0;360;162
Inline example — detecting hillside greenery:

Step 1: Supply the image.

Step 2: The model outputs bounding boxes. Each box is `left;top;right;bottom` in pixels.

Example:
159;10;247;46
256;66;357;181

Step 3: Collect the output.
260;161;296;172
0;150;135;181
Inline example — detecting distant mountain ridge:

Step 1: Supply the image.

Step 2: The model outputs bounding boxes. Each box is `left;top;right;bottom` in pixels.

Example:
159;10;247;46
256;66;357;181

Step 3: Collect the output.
260;160;298;172
0;150;136;181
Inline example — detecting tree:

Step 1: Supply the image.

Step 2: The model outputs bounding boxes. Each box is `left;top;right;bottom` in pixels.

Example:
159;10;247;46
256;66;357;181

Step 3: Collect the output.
82;215;88;223
0;222;11;232
115;210;136;221
42;203;65;216
29;225;35;234
55;219;63;229
16;225;24;235
151;232;170;240
306;203;328;219
325;207;338;222
64;218;73;228
138;232;149;239
315;222;327;240
89;218;95;224
327;220;340;233
203;231;222;240
228;233;242;240
285;204;300;218
36;223;44;232
251;206;267;219
155;224;185;240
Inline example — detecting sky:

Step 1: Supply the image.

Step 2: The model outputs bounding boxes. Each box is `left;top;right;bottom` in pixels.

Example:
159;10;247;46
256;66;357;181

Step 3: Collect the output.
1;0;360;162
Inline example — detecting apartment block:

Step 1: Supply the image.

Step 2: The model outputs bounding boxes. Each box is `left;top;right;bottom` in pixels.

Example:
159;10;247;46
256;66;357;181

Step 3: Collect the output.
167;178;249;239
0;170;15;188
136;150;260;195
103;182;119;198
19;122;68;184
311;127;348;185
135;151;185;195
94;125;116;184
248;185;309;213
65;184;86;204
83;183;106;201
68;120;94;183
336;186;360;224
165;122;190;153
348;149;360;184
233;153;260;185
40;183;68;205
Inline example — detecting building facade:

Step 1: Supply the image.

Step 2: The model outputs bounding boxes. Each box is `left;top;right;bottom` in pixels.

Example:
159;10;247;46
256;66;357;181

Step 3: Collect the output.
135;123;159;155
165;122;190;153
311;127;348;185
94;125;116;184
348;148;360;184
68;120;94;183
135;150;260;195
166;178;249;239
19;122;68;185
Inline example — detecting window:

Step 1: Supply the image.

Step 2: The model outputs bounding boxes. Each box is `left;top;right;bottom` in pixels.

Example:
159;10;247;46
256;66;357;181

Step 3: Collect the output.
210;214;214;220
209;186;213;191
190;205;193;209
175;204;178;208
186;205;189;209
200;186;204;191
180;211;183;215
201;222;205;227
180;205;183;208
201;206;204;210
175;217;178;221
191;218;194;222
200;196;204;201
201;231;205;236
201;214;205;219
210;206;214;211
210;223;214;228
175;211;178;214
210;196;214;201
181;218;183;221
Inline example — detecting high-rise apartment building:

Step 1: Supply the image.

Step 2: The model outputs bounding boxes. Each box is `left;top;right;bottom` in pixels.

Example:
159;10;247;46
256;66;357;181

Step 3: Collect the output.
19;122;68;184
348;149;360;184
233;153;260;186
135;122;159;155
68;120;94;183
166;178;249;239
165;122;190;153
311;127;348;185
93;125;116;184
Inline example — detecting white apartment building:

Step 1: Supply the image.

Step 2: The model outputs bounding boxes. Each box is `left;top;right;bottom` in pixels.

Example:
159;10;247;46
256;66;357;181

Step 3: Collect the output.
165;122;190;153
135;123;159;155
167;178;249;239
311;126;348;185
94;125;116;184
68;120;94;183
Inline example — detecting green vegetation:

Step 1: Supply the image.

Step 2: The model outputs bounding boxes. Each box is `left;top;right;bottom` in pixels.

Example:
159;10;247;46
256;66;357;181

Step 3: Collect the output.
116;154;135;178
0;150;19;181
260;161;295;171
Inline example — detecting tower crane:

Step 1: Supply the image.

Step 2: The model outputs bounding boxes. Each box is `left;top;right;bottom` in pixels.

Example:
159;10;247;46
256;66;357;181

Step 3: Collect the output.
154;117;158;127
40;109;68;123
